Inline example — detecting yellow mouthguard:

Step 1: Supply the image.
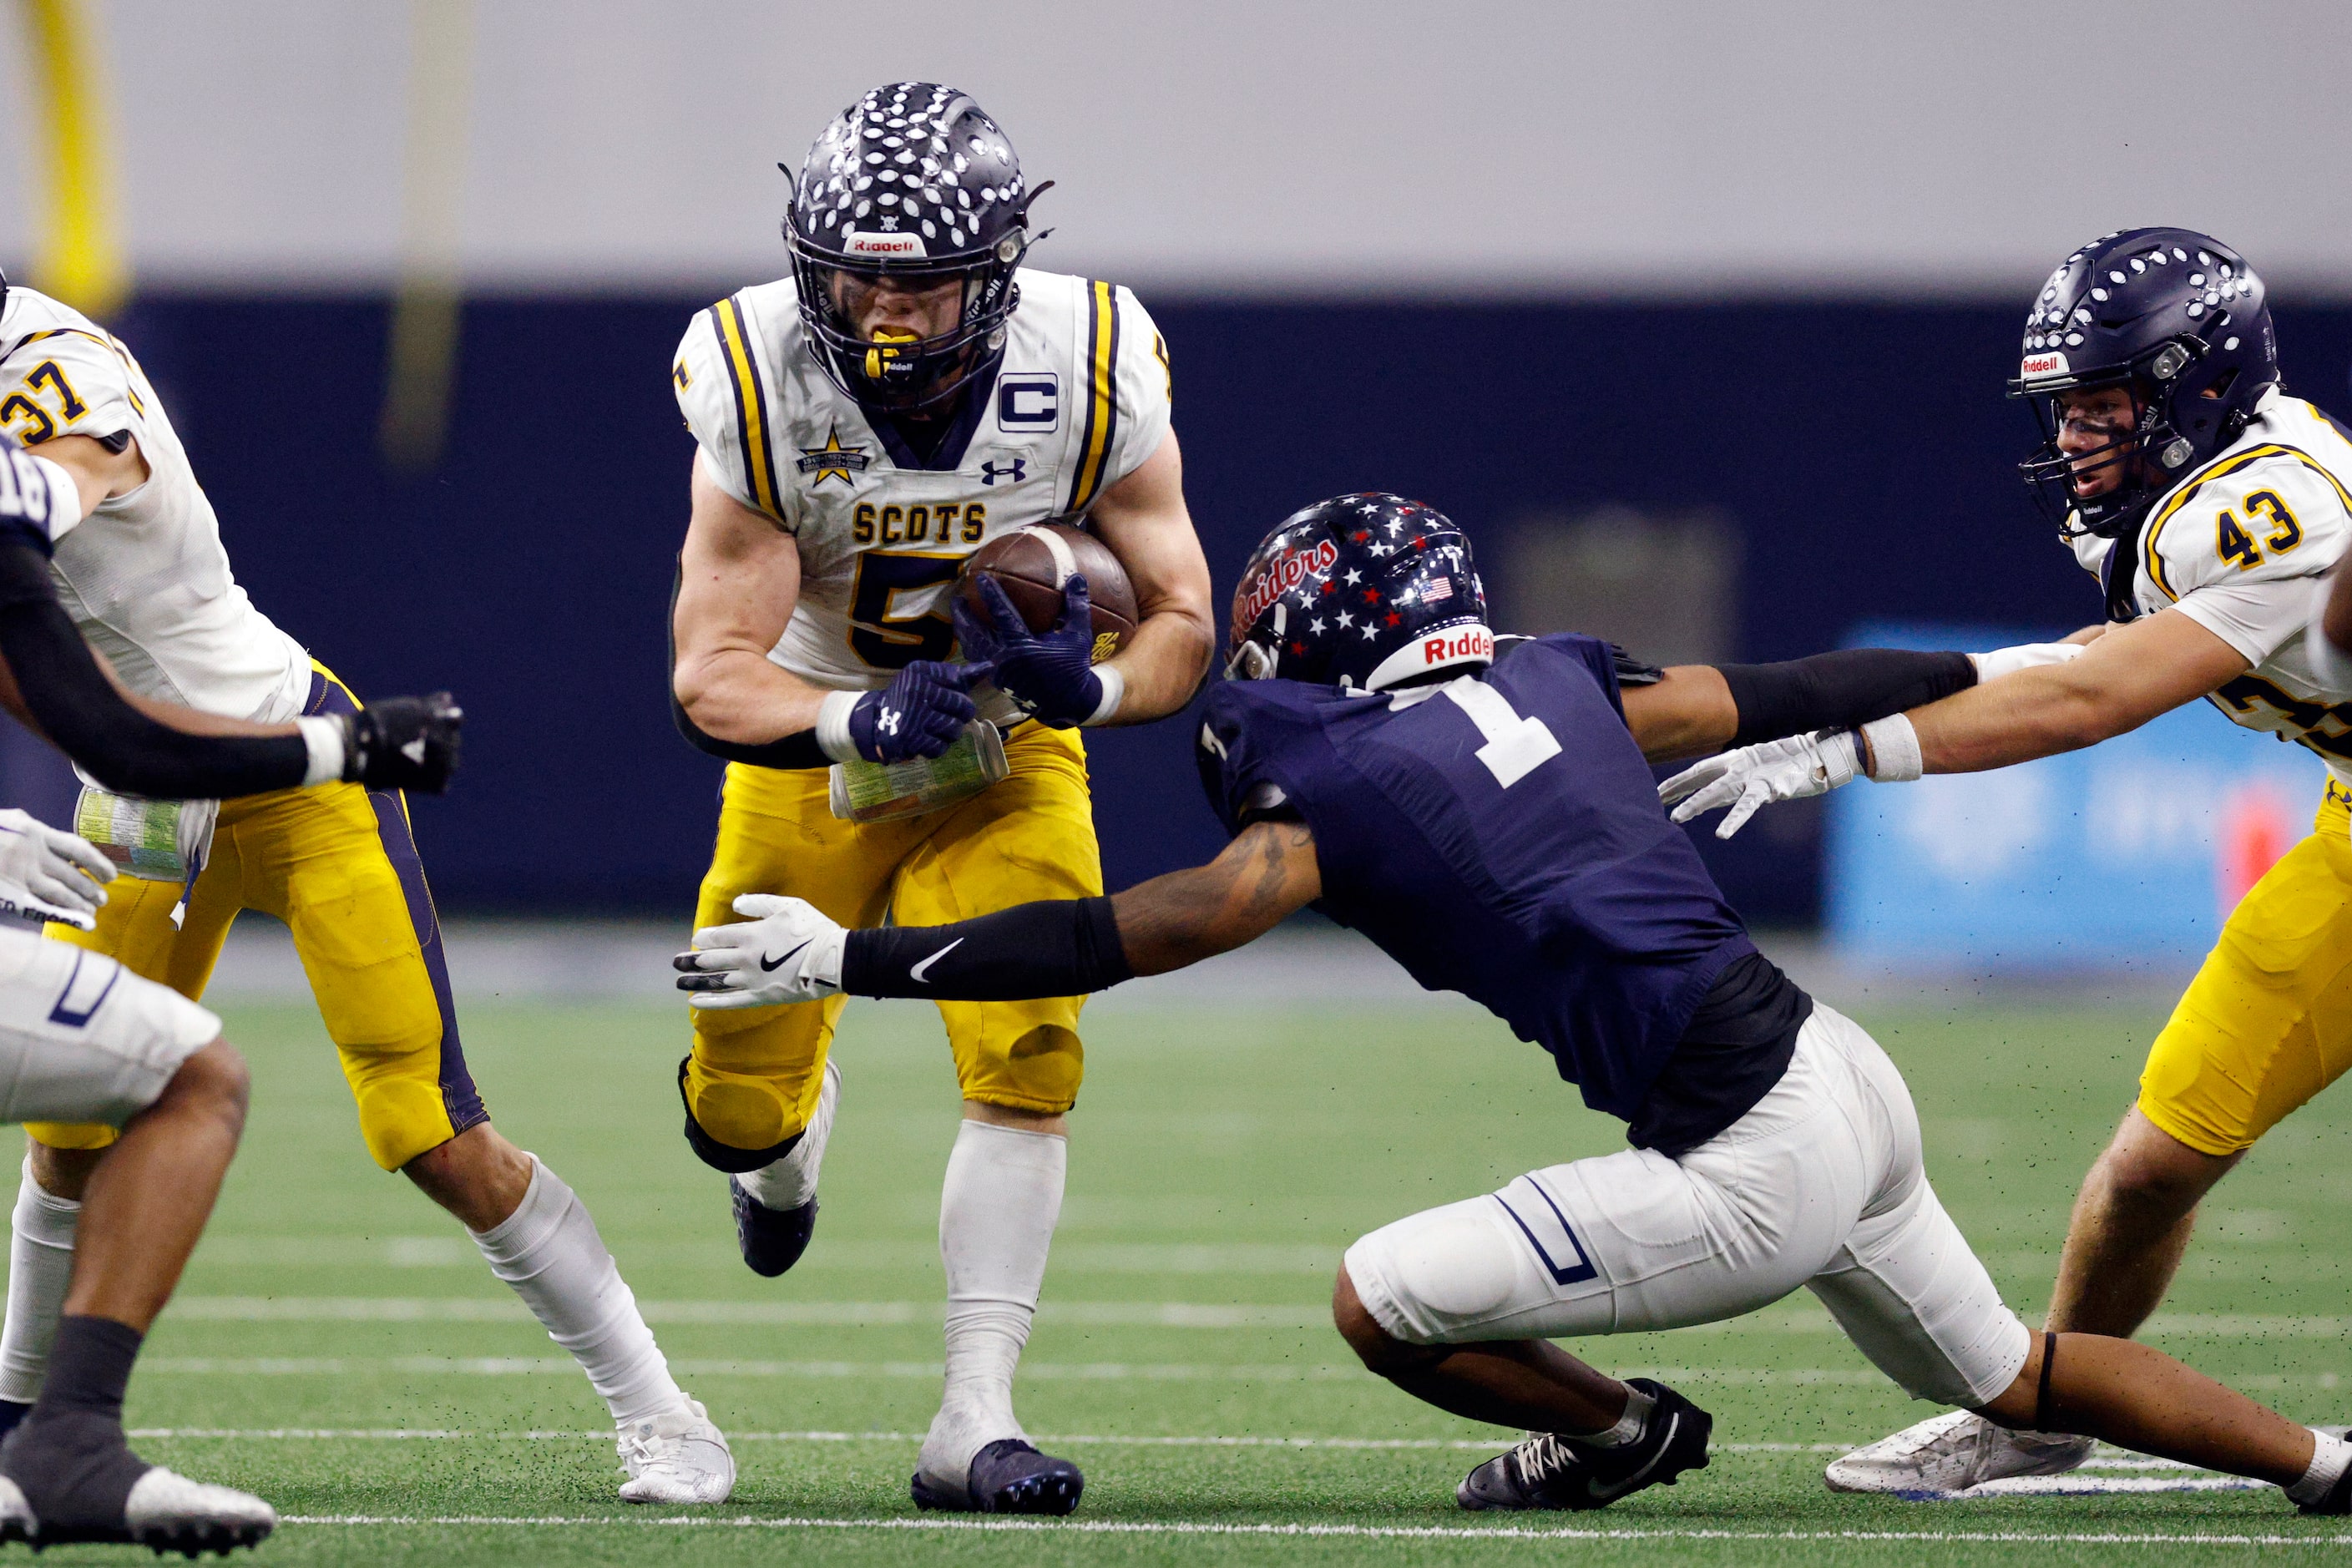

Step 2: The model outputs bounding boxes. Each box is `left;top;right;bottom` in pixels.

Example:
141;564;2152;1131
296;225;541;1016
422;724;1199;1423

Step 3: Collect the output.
865;328;919;379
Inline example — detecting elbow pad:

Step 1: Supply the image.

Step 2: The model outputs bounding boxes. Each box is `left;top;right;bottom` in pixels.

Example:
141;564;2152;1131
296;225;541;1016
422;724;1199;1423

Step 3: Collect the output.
0;544;307;797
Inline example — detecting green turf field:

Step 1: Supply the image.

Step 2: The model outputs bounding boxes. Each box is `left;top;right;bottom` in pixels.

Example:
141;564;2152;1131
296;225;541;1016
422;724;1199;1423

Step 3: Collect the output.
42;976;2352;1564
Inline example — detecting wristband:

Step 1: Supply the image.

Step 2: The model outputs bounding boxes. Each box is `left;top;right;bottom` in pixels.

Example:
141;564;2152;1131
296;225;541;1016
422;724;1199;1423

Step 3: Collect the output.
1859;714;1923;781
1970;641;2085;683
296;715;347;787
815;689;864;764
1081;664;1125;727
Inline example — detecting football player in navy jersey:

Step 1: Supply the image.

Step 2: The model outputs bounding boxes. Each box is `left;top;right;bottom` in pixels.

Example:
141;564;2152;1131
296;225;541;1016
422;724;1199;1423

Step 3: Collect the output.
670;495;2352;1516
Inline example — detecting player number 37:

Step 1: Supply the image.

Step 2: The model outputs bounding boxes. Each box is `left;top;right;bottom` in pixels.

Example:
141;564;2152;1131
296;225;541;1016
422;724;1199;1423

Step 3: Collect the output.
2215;489;2301;570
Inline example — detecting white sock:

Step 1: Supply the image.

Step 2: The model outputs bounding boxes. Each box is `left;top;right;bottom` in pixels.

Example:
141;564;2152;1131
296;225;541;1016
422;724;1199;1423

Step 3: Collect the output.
2288;1429;2352;1505
469;1156;685;1427
919;1119;1065;1485
1573;1382;1655;1448
0;1157;78;1404
736;1060;839;1212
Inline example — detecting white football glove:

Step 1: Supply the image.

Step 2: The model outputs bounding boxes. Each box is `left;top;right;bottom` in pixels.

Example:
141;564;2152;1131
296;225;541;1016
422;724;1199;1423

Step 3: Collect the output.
673;893;847;1010
0;809;116;929
1658;730;1861;839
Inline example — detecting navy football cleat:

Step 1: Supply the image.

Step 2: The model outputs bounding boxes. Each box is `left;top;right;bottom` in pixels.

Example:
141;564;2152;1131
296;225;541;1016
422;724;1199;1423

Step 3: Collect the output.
911;1439;1084;1515
1457;1379;1712;1511
729;1177;817;1278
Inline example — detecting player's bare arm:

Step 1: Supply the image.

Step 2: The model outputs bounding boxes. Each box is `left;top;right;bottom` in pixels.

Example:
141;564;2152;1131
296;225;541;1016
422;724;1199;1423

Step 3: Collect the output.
1895;608;2247;773
1108;818;1318;974
19;430;149;516
1082;431;1214;723
670;460;827;744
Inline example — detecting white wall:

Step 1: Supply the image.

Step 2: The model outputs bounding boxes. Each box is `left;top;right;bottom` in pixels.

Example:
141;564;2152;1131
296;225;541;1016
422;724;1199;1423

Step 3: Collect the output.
6;0;2350;297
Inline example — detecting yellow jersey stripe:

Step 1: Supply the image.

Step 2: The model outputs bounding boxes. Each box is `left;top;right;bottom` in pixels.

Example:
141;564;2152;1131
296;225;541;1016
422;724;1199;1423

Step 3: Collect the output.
1065;281;1120;515
2142;443;2348;601
1;326;144;416
709;296;781;518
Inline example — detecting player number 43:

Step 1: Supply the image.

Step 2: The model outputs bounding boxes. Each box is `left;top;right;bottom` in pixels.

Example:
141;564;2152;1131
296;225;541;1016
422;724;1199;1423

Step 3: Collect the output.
2215;489;2301;570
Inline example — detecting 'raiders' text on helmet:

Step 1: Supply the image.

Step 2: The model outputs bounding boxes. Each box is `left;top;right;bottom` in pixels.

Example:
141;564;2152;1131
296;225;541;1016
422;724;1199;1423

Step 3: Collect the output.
1227;495;1492;693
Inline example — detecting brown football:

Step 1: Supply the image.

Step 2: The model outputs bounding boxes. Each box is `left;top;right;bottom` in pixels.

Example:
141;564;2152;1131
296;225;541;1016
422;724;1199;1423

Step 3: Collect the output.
957;524;1140;663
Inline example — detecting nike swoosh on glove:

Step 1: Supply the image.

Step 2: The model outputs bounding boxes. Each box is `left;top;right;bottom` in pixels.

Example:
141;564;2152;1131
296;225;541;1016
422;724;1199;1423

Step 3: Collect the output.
0;807;115;930
1657;730;1860;839
849;661;983;763
952;574;1105;729
674;893;847;1009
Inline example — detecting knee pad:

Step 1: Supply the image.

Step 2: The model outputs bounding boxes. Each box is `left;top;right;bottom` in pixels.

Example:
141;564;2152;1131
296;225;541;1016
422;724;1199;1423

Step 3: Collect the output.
1345;1201;1528;1344
677;1056;803;1174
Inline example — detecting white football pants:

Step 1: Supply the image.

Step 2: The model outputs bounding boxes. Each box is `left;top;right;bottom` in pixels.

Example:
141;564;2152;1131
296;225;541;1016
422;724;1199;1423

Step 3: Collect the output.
0;927;218;1128
1344;1003;2032;1408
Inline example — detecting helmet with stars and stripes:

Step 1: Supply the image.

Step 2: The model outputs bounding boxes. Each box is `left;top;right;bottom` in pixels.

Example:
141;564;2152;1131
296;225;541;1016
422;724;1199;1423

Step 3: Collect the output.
2011;228;2278;539
1226;494;1493;692
783;82;1046;412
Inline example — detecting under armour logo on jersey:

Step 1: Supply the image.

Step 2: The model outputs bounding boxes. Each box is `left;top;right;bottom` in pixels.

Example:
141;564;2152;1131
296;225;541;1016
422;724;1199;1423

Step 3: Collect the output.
979;458;1028;486
877;706;902;736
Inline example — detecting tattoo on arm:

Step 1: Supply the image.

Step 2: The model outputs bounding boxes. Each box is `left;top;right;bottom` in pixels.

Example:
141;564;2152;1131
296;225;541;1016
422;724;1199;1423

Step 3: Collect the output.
1110;821;1321;976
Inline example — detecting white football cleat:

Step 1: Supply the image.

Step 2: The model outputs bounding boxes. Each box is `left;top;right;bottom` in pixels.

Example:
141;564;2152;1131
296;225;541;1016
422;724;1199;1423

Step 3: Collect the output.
0;1474;31;1546
1825;1410;2094;1498
122;1464;276;1554
617;1397;736;1504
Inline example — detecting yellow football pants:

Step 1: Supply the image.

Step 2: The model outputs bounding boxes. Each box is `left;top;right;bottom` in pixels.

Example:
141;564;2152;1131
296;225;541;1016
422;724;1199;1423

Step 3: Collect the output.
33;666;481;1171
2137;778;2352;1156
683;722;1100;1159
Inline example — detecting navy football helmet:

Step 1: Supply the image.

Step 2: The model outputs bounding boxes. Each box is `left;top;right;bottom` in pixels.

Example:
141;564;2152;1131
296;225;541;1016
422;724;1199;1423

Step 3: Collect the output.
1226;494;1493;692
784;83;1046;412
2010;228;2277;538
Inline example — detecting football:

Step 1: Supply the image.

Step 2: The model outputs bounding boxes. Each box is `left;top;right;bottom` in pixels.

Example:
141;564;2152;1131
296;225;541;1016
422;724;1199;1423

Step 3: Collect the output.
956;524;1141;663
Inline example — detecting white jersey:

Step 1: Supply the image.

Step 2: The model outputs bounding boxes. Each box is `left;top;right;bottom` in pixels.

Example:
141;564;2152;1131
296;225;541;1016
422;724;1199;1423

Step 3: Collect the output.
0;288;310;724
2069;388;2352;787
672;267;1171;692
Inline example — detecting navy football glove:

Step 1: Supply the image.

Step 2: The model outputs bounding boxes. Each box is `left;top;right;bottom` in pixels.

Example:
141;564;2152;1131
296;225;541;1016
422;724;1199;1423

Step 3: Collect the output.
953;574;1105;729
844;660;983;764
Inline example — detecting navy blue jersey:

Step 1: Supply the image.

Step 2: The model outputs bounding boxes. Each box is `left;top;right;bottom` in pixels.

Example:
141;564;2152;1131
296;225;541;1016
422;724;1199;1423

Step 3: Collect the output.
1196;634;1758;1130
0;445;63;556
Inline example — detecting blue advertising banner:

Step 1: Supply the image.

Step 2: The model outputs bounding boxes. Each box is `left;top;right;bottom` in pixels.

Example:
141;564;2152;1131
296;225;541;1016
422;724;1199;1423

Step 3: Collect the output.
1824;623;2329;969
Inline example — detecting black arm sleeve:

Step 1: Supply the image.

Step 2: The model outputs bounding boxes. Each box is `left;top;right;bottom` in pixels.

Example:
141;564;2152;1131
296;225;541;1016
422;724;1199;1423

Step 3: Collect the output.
841;896;1132;1000
0;544;311;798
1717;648;1976;748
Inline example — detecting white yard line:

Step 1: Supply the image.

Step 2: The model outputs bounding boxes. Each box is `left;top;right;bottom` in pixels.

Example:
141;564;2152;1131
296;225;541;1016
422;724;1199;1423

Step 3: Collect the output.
272;1515;2352;1545
159;1297;2350;1337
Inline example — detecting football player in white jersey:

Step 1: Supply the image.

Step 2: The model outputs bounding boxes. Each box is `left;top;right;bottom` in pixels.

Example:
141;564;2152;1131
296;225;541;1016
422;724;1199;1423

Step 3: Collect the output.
0;276;736;1503
668;83;1213;1514
1663;229;2352;1496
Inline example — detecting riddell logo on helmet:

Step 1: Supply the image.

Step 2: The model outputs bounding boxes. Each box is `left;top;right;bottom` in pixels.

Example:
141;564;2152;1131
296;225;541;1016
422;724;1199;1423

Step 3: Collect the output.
1419;628;1494;666
844;232;927;259
2020;351;2070;380
1237;539;1338;625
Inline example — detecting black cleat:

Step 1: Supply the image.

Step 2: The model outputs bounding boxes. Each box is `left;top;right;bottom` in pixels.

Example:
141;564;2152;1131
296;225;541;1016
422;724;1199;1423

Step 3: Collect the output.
911;1439;1085;1515
730;1177;817;1278
0;1414;274;1554
1458;1378;1712;1511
